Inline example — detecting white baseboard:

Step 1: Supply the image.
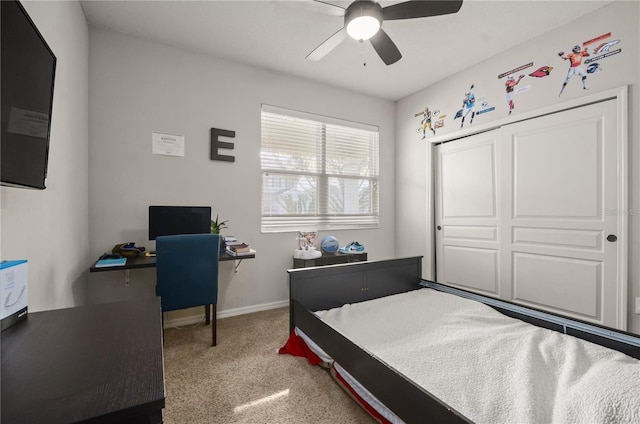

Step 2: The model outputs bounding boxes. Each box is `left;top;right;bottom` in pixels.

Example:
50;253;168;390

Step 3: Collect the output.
162;300;289;328
217;300;289;319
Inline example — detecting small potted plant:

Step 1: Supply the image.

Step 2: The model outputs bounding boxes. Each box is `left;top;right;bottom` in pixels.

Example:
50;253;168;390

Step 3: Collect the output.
210;214;228;234
211;215;228;251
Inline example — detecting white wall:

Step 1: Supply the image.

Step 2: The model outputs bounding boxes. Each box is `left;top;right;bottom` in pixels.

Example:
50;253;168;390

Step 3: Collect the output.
395;1;640;332
87;28;396;319
0;1;89;312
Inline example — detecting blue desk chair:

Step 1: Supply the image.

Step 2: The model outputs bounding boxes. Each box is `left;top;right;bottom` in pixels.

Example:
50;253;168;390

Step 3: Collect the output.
155;233;220;346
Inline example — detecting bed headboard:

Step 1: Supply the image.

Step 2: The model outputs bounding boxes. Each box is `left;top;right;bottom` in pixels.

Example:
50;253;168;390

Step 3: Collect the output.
288;256;422;331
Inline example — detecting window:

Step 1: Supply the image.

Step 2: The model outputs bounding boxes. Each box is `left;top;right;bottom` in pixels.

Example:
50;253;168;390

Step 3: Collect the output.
261;105;379;233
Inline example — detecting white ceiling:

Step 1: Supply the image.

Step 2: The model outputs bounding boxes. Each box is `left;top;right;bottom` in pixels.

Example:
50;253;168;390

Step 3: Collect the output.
80;0;614;101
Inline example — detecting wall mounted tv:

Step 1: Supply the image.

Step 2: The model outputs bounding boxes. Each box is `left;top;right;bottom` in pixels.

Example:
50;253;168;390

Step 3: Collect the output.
148;206;212;240
1;0;57;190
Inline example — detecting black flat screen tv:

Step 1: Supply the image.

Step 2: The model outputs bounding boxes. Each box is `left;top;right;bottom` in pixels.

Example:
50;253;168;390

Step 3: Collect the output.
1;0;57;189
149;206;212;240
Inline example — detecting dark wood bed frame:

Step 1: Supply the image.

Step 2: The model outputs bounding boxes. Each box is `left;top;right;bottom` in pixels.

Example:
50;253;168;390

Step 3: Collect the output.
288;256;640;424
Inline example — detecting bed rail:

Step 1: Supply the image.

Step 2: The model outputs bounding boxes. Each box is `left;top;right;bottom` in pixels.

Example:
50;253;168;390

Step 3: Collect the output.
423;280;640;359
292;300;471;424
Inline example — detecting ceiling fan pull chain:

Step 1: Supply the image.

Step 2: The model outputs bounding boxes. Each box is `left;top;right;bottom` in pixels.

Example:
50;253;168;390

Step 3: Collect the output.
360;40;367;67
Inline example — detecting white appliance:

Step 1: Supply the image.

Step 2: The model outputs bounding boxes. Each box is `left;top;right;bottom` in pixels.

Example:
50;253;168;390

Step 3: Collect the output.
1;259;28;331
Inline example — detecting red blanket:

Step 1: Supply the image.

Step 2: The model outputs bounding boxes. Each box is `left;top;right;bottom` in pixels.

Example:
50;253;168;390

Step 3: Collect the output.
278;330;323;365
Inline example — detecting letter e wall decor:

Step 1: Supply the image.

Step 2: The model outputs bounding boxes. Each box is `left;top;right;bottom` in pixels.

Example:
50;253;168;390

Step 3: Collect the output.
210;127;235;162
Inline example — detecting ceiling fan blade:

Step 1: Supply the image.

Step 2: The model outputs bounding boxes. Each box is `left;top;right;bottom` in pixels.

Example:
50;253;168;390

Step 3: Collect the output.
309;0;347;16
370;28;402;65
306;27;347;61
382;0;463;20
278;0;345;17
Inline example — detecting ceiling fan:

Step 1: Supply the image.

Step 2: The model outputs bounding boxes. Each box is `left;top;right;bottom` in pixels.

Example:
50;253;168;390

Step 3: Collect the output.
306;0;463;65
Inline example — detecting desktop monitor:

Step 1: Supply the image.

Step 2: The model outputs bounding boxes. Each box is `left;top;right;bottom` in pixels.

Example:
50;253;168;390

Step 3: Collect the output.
148;206;211;240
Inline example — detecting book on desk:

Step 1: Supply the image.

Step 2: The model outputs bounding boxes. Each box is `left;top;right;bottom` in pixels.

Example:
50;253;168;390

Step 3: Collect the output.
95;257;127;268
225;248;256;257
225;242;255;256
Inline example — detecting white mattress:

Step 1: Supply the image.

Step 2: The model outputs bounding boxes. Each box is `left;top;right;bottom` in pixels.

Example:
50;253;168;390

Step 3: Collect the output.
313;288;640;424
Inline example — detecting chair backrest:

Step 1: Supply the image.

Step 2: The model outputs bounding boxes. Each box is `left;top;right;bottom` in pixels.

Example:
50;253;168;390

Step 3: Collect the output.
155;233;220;312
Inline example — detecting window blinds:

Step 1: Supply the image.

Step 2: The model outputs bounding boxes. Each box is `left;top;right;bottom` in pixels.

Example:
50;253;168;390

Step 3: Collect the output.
261;105;379;233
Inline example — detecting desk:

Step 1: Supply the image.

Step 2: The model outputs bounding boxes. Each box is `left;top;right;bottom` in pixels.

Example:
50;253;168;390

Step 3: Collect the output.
1;298;165;424
90;251;255;281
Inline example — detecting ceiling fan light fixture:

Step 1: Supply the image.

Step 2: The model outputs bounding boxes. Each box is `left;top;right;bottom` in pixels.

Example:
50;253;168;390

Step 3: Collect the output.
344;1;383;41
307;0;464;65
346;15;380;41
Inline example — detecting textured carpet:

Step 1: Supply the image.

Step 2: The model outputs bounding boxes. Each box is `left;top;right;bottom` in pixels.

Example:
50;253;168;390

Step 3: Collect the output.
162;307;376;423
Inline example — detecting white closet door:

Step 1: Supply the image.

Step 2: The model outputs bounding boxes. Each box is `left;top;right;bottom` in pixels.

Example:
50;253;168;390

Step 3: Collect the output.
435;99;625;329
435;130;502;296
501;99;622;327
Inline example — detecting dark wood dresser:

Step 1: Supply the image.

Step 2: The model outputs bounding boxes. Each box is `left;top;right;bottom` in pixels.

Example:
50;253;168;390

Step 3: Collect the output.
1;298;165;423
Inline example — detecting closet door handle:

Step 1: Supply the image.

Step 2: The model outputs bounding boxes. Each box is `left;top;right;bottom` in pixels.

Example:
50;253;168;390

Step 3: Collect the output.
437;226;442;231
607;234;617;242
